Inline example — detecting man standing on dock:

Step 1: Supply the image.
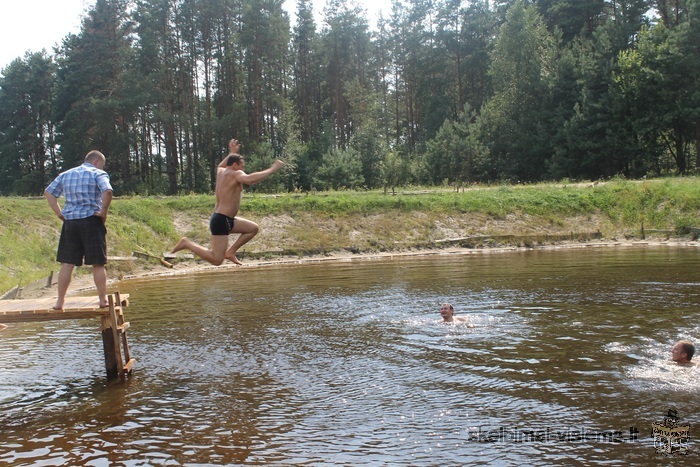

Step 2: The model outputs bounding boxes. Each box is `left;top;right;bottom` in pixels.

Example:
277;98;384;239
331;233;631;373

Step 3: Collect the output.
172;138;285;265
45;150;113;309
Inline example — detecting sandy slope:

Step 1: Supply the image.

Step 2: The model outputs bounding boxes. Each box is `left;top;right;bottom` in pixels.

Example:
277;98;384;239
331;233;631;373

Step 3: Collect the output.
22;238;699;303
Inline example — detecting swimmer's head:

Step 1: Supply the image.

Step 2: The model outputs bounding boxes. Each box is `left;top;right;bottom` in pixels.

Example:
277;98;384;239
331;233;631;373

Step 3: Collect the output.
672;340;695;364
440;303;454;321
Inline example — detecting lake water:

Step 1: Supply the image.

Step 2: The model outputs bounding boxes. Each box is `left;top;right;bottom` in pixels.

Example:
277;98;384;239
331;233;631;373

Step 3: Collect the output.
1;245;699;465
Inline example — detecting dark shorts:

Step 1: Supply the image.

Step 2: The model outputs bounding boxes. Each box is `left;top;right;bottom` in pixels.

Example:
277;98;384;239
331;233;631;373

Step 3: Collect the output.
56;216;107;266
210;212;235;236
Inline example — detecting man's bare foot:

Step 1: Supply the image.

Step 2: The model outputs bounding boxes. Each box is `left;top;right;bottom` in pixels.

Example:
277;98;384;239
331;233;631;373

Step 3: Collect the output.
52;305;64;310
225;253;243;265
172;237;189;253
98;303;109;308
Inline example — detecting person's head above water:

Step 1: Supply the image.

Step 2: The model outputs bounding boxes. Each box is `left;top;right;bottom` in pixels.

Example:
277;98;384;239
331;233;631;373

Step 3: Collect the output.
671;340;695;364
440;303;455;322
439;303;473;326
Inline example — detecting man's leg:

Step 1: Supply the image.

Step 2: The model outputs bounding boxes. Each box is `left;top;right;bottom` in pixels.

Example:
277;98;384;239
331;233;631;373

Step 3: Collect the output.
54;263;75;309
93;264;108;307
225;217;259;265
172;235;230;265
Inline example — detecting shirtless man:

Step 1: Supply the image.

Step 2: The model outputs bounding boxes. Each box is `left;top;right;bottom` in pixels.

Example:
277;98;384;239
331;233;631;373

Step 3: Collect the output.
440;302;473;326
172;139;285;265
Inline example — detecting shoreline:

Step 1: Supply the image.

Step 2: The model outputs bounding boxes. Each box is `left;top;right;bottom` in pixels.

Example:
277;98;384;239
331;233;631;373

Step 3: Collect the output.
54;237;699;299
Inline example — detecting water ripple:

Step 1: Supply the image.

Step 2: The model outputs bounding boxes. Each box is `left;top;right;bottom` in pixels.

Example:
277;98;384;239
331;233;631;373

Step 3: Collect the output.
2;247;699;464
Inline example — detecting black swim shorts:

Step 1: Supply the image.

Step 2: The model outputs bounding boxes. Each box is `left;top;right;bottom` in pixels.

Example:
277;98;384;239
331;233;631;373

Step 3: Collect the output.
56;216;108;266
210;212;235;235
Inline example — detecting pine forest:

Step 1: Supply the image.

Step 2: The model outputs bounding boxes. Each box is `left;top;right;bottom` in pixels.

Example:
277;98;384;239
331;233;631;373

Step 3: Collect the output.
0;0;698;196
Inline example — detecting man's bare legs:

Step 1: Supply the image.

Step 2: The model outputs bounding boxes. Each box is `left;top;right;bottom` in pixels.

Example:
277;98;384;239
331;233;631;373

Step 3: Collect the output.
172;235;230;266
93;264;109;307
225;216;259;265
172;216;260;266
53;263;75;310
54;263;109;309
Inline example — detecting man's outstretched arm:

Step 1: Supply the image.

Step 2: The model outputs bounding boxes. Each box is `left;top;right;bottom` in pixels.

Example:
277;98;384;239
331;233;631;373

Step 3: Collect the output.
236;160;285;185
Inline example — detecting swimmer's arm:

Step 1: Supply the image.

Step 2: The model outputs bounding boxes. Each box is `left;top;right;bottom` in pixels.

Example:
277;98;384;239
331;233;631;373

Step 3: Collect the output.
455;316;475;327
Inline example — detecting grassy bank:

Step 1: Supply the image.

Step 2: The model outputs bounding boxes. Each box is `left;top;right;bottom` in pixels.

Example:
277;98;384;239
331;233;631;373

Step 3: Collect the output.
1;177;699;294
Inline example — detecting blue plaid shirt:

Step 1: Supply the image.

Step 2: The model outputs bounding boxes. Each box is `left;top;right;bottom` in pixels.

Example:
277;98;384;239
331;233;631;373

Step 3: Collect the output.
45;163;113;220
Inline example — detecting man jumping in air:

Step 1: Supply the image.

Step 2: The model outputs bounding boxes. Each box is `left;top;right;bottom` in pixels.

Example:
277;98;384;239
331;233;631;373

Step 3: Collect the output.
172;139;285;265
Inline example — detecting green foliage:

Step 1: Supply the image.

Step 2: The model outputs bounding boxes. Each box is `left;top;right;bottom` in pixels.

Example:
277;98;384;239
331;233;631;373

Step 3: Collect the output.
425;106;490;184
382;150;411;193
0;0;697;196
314;148;365;190
479;0;558;182
613;14;700;176
1;178;699;293
53;0;134;176
0;52;57;195
110;197;176;236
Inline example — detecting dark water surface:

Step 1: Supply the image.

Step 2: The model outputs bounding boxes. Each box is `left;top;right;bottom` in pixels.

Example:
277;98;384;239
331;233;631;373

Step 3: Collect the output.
2;245;699;465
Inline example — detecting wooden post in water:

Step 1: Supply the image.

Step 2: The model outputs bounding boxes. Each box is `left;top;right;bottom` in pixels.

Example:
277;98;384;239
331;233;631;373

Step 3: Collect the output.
101;292;134;381
0;292;134;381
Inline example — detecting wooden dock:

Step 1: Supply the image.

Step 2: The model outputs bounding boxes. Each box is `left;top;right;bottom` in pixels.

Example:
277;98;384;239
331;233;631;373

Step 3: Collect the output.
0;292;135;381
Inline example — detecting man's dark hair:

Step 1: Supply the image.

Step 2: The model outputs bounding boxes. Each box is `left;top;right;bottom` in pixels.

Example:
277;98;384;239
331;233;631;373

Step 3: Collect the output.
226;155;243;166
680;340;695;360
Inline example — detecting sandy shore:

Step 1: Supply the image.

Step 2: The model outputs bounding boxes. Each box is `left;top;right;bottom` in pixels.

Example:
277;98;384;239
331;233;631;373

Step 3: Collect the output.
22;238;697;302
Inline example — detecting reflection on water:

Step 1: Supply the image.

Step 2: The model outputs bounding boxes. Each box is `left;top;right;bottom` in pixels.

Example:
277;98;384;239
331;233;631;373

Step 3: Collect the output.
1;245;699;464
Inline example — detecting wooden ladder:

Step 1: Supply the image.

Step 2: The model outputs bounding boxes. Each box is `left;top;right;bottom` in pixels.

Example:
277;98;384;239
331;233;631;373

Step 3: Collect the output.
102;292;135;381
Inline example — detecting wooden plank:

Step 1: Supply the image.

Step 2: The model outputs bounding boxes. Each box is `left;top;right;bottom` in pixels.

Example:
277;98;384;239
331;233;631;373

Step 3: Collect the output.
0;294;128;311
0;294;129;323
67;296;103;309
123;358;136;373
107;295;125;380
133;250;174;268
1;292;135;383
68;297;95;308
0;305;60;315
0;298;56;313
0;310;108;323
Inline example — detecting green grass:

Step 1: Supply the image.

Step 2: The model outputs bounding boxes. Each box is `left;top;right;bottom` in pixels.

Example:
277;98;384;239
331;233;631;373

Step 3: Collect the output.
1;177;698;294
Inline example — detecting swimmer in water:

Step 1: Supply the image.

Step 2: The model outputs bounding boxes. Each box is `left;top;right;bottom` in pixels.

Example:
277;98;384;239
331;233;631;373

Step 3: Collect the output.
671;340;695;366
440;303;474;327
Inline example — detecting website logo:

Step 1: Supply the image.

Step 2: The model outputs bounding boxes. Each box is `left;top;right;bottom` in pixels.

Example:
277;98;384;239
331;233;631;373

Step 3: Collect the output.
651;408;690;456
